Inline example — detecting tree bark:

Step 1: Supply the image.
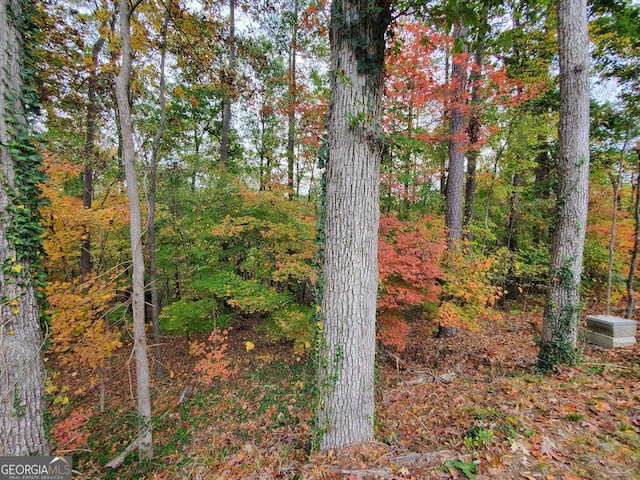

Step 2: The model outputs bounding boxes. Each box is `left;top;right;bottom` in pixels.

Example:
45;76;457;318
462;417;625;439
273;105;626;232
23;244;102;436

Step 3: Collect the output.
445;21;468;250
539;0;590;370
219;0;236;167
114;0;153;460
606;121;631;314
464;49;483;242
534;139;551;244
146;0;171;381
286;0;298;197
81;35;106;283
507;171;523;252
0;0;49;455
626;144;640;319
316;0;390;451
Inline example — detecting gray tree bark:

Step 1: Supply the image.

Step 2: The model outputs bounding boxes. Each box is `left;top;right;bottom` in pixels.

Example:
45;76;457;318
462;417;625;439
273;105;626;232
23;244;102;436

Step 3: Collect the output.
114;0;153;460
220;0;236;167
445;21;468;250
0;0;49;455
539;0;590;370
464;49;483;242
316;0;390;451
626;144;640;319
81;34;106;283
146;0;171;381
286;0;298;197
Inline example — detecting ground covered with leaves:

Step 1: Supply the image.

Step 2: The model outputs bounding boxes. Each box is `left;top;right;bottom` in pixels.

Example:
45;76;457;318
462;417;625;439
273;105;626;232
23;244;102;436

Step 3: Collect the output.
49;308;640;480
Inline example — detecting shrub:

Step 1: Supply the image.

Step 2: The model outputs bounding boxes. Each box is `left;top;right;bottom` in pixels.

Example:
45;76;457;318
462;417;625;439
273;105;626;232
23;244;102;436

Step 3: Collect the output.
377;214;445;350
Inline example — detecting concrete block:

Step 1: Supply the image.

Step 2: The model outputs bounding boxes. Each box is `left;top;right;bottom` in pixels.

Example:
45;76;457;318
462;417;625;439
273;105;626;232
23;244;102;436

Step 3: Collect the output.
586;315;637;338
587;331;636;348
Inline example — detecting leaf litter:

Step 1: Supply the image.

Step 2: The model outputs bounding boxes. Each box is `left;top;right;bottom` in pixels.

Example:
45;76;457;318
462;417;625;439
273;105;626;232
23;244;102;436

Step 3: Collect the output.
50;310;640;479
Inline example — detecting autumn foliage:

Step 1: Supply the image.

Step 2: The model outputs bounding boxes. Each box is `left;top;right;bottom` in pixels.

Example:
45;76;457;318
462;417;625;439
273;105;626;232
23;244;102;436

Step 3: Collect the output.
40;153;126;388
435;249;504;330
46;277;123;380
377;214;445;350
50;407;92;451
377;215;504;351
189;328;238;383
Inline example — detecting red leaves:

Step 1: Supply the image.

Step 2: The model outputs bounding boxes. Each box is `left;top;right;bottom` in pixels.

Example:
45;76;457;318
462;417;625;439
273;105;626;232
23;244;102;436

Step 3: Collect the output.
377;214;445;350
51;407;92;451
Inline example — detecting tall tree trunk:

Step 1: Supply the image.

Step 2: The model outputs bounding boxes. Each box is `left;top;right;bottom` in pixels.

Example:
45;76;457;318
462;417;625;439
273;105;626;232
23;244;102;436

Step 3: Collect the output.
534;139;551;244
464;48;483;242
114;0;153;460
220;0;236;167
626;143;640;319
286;0;298;196
606;121;631;314
81;34;106;283
316;0;390;451
0;0;49;455
146;0;171;380
445;21;468;250
507;171;523;252
539;0;590;370
504;171;523;301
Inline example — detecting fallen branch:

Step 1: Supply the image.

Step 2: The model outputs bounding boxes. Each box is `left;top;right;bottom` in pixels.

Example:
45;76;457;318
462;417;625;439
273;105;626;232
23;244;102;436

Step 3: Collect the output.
389;450;454;466
320;466;393;477
297;449;455;479
102;386;195;471
102;439;139;471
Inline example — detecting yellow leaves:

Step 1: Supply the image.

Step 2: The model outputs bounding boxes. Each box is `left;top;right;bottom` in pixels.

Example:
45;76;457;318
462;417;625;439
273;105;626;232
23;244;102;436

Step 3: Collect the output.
53;395;70;406
40;153;130;274
173;85;186;99
188;94;201;107
245;341;255;352
46;276;123;383
10;264;23;274
8;298;20;315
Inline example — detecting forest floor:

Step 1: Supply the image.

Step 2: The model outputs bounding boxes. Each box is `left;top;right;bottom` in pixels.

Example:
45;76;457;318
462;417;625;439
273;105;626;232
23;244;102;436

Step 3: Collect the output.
50;300;640;480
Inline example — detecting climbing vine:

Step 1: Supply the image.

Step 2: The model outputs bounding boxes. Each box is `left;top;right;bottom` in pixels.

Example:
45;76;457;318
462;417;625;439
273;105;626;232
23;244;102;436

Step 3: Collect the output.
331;0;392;79
538;257;582;371
2;0;47;289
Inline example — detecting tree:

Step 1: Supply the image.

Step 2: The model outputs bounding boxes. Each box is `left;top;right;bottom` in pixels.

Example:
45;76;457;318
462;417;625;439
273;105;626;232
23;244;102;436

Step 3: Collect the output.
538;0;590;370
444;19;469;249
81;22;108;283
220;0;236;167
145;0;171;380
627;142;640;318
113;0;153;460
0;0;49;455
285;0;299;196
316;0;391;451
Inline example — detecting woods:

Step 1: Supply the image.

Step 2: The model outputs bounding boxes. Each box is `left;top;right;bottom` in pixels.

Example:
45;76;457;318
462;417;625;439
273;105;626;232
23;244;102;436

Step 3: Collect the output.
1;0;640;476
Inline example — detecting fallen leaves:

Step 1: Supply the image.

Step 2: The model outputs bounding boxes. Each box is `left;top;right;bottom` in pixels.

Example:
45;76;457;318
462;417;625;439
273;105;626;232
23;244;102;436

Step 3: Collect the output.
52;310;640;480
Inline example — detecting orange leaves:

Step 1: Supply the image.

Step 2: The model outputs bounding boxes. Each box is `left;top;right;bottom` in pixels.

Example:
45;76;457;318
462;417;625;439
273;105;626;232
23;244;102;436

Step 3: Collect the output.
377;314;411;352
40;153;129;280
51;407;92;451
190;329;237;383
